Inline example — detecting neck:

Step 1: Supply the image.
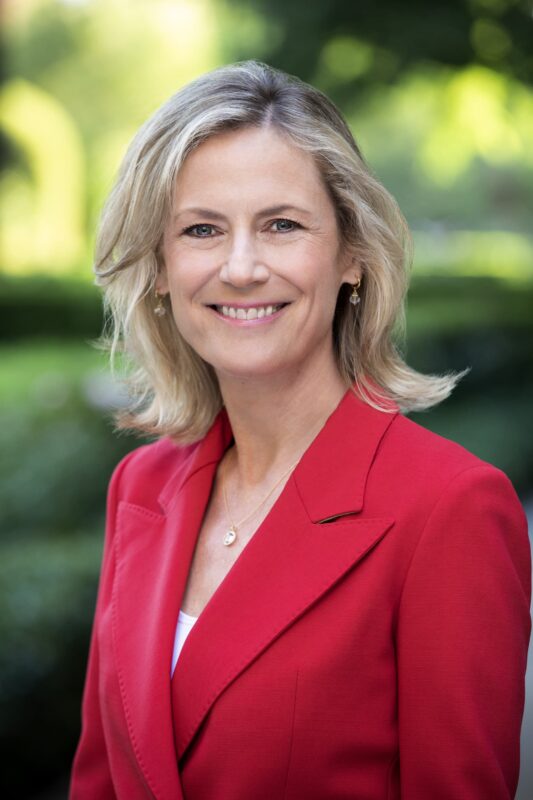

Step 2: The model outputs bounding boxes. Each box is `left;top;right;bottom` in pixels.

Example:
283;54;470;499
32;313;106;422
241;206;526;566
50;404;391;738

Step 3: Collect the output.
216;350;350;490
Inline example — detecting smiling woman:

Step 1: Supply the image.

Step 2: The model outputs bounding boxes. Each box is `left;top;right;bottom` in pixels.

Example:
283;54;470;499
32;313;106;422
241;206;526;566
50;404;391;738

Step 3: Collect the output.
70;62;531;800
93;61;464;444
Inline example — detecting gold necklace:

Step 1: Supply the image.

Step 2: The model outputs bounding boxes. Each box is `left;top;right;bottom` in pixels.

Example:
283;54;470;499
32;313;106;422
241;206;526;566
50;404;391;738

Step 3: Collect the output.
221;456;300;547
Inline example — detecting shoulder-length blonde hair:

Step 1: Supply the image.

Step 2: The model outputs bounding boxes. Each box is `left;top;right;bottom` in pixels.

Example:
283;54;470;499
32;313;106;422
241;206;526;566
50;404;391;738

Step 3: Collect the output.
96;60;466;443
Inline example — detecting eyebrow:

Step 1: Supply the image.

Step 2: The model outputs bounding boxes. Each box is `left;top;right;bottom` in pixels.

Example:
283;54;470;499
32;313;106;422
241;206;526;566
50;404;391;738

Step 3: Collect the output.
172;204;312;222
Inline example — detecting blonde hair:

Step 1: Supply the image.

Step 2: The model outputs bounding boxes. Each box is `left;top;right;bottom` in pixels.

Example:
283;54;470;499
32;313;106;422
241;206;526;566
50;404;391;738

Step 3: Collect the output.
95;60;467;443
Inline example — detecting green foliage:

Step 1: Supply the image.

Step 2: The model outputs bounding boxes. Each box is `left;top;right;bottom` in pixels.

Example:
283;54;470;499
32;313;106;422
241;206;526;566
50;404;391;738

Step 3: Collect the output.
0;274;102;340
0;338;139;537
0;337;142;796
234;0;533;87
0;532;102;795
1;0;218;277
1;398;119;537
407;274;533;332
2;1;532;281
0;338;102;403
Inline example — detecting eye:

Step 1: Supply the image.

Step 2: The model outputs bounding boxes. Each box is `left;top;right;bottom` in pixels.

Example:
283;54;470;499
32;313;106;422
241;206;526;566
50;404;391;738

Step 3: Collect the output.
270;218;302;233
182;223;217;238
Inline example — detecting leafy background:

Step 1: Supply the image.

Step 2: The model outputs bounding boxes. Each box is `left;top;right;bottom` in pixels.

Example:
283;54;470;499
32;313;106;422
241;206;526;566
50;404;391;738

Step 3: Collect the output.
1;0;532;797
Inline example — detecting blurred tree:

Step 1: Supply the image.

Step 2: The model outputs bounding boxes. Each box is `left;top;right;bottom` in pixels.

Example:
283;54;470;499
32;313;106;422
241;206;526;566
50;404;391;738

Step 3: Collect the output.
1;0;531;278
340;65;533;235
213;0;533;267
1;0;219;275
0;79;85;272
222;0;533;98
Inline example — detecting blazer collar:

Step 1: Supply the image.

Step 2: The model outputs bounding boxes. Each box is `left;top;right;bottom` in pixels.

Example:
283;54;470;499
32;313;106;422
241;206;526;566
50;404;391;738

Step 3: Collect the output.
294;385;398;521
159;384;398;523
157;405;234;514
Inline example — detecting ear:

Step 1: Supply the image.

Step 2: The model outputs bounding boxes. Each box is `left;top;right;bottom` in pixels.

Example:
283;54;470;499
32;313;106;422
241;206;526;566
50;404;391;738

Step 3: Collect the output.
338;247;361;286
155;273;169;295
154;252;169;295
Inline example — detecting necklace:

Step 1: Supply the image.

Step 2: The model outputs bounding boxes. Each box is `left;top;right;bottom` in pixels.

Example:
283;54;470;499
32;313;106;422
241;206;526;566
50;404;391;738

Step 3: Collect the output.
221;455;300;547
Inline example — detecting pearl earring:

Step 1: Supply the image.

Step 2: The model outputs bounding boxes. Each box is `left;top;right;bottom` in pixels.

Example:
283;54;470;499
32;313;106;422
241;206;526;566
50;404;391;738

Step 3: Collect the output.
154;291;167;317
349;278;361;306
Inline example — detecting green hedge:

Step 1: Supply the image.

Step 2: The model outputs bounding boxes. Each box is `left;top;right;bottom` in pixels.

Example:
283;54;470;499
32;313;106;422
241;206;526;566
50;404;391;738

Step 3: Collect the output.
0;379;142;797
0;533;102;795
0;274;102;341
406;274;533;332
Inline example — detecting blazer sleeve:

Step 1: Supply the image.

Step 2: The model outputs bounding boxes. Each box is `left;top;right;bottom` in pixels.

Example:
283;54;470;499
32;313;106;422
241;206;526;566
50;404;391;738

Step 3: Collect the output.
396;464;531;800
69;450;138;800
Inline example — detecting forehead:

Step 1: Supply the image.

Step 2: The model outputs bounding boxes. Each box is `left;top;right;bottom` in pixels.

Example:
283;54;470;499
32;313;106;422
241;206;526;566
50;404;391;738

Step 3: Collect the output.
172;126;330;209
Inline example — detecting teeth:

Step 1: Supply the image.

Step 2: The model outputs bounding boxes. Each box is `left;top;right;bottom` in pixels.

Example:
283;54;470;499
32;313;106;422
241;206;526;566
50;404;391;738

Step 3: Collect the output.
216;304;284;320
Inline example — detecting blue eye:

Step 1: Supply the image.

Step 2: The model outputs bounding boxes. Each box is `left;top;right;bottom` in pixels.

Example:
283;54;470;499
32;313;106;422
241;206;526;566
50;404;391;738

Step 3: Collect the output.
184;224;216;237
272;218;300;232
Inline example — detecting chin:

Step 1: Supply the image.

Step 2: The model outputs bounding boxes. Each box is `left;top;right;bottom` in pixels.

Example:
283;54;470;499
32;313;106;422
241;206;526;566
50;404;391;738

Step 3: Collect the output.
213;357;295;382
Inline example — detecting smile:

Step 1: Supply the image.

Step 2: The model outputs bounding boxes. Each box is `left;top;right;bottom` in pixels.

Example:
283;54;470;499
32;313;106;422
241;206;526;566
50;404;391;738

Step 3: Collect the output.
214;303;287;320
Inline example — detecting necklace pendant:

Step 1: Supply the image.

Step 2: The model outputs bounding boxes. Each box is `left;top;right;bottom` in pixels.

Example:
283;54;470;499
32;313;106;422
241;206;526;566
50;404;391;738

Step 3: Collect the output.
223;527;237;546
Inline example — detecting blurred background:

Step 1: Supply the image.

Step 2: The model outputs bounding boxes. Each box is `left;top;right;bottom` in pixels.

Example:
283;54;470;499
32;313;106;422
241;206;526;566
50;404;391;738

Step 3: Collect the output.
1;0;532;797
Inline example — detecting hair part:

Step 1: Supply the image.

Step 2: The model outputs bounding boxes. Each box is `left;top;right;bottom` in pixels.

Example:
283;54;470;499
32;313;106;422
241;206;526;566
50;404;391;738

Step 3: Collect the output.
95;60;467;443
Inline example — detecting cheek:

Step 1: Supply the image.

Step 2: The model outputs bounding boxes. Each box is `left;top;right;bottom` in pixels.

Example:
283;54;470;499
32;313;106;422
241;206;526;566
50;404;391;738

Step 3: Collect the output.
293;250;344;299
166;255;211;299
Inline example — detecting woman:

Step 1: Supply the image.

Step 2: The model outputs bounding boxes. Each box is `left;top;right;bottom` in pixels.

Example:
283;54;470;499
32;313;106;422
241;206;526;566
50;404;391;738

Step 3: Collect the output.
70;61;531;799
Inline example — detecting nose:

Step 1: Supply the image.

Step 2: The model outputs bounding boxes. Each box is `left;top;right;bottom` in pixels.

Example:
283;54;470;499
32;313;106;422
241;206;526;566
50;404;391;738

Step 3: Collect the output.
219;231;269;287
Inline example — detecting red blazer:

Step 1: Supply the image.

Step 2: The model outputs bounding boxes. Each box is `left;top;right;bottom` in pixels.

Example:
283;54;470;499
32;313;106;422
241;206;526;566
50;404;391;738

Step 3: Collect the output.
70;388;531;799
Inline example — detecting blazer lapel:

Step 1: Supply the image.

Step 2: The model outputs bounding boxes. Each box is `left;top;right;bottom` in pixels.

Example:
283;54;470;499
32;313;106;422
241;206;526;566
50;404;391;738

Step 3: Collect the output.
171;387;398;762
111;410;234;799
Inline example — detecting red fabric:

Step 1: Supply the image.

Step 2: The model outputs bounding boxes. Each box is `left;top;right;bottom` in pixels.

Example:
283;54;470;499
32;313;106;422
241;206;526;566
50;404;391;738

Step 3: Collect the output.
70;387;531;799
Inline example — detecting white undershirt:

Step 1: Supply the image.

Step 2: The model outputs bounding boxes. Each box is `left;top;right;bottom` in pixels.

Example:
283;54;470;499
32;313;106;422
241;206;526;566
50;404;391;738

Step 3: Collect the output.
171;609;199;676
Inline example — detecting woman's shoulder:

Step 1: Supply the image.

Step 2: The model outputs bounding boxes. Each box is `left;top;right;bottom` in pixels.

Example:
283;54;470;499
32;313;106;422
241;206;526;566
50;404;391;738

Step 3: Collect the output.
107;436;199;511
384;411;515;497
349;386;507;492
370;411;527;543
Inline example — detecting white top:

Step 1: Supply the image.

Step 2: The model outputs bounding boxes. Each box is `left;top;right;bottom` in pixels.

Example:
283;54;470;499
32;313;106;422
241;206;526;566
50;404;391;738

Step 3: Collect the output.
171;609;199;676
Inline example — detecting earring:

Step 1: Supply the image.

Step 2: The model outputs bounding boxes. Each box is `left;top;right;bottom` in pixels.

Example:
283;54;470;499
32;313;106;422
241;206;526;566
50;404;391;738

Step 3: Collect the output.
154;291;167;317
349;278;361;306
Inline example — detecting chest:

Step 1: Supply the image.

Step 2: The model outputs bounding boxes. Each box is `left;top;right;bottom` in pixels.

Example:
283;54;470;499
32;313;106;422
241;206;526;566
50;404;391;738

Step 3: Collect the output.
180;504;244;617
180;481;286;617
177;545;402;800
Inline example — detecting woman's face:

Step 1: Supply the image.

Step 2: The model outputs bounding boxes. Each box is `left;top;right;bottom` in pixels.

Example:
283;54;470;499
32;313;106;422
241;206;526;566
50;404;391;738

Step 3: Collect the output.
158;125;358;383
